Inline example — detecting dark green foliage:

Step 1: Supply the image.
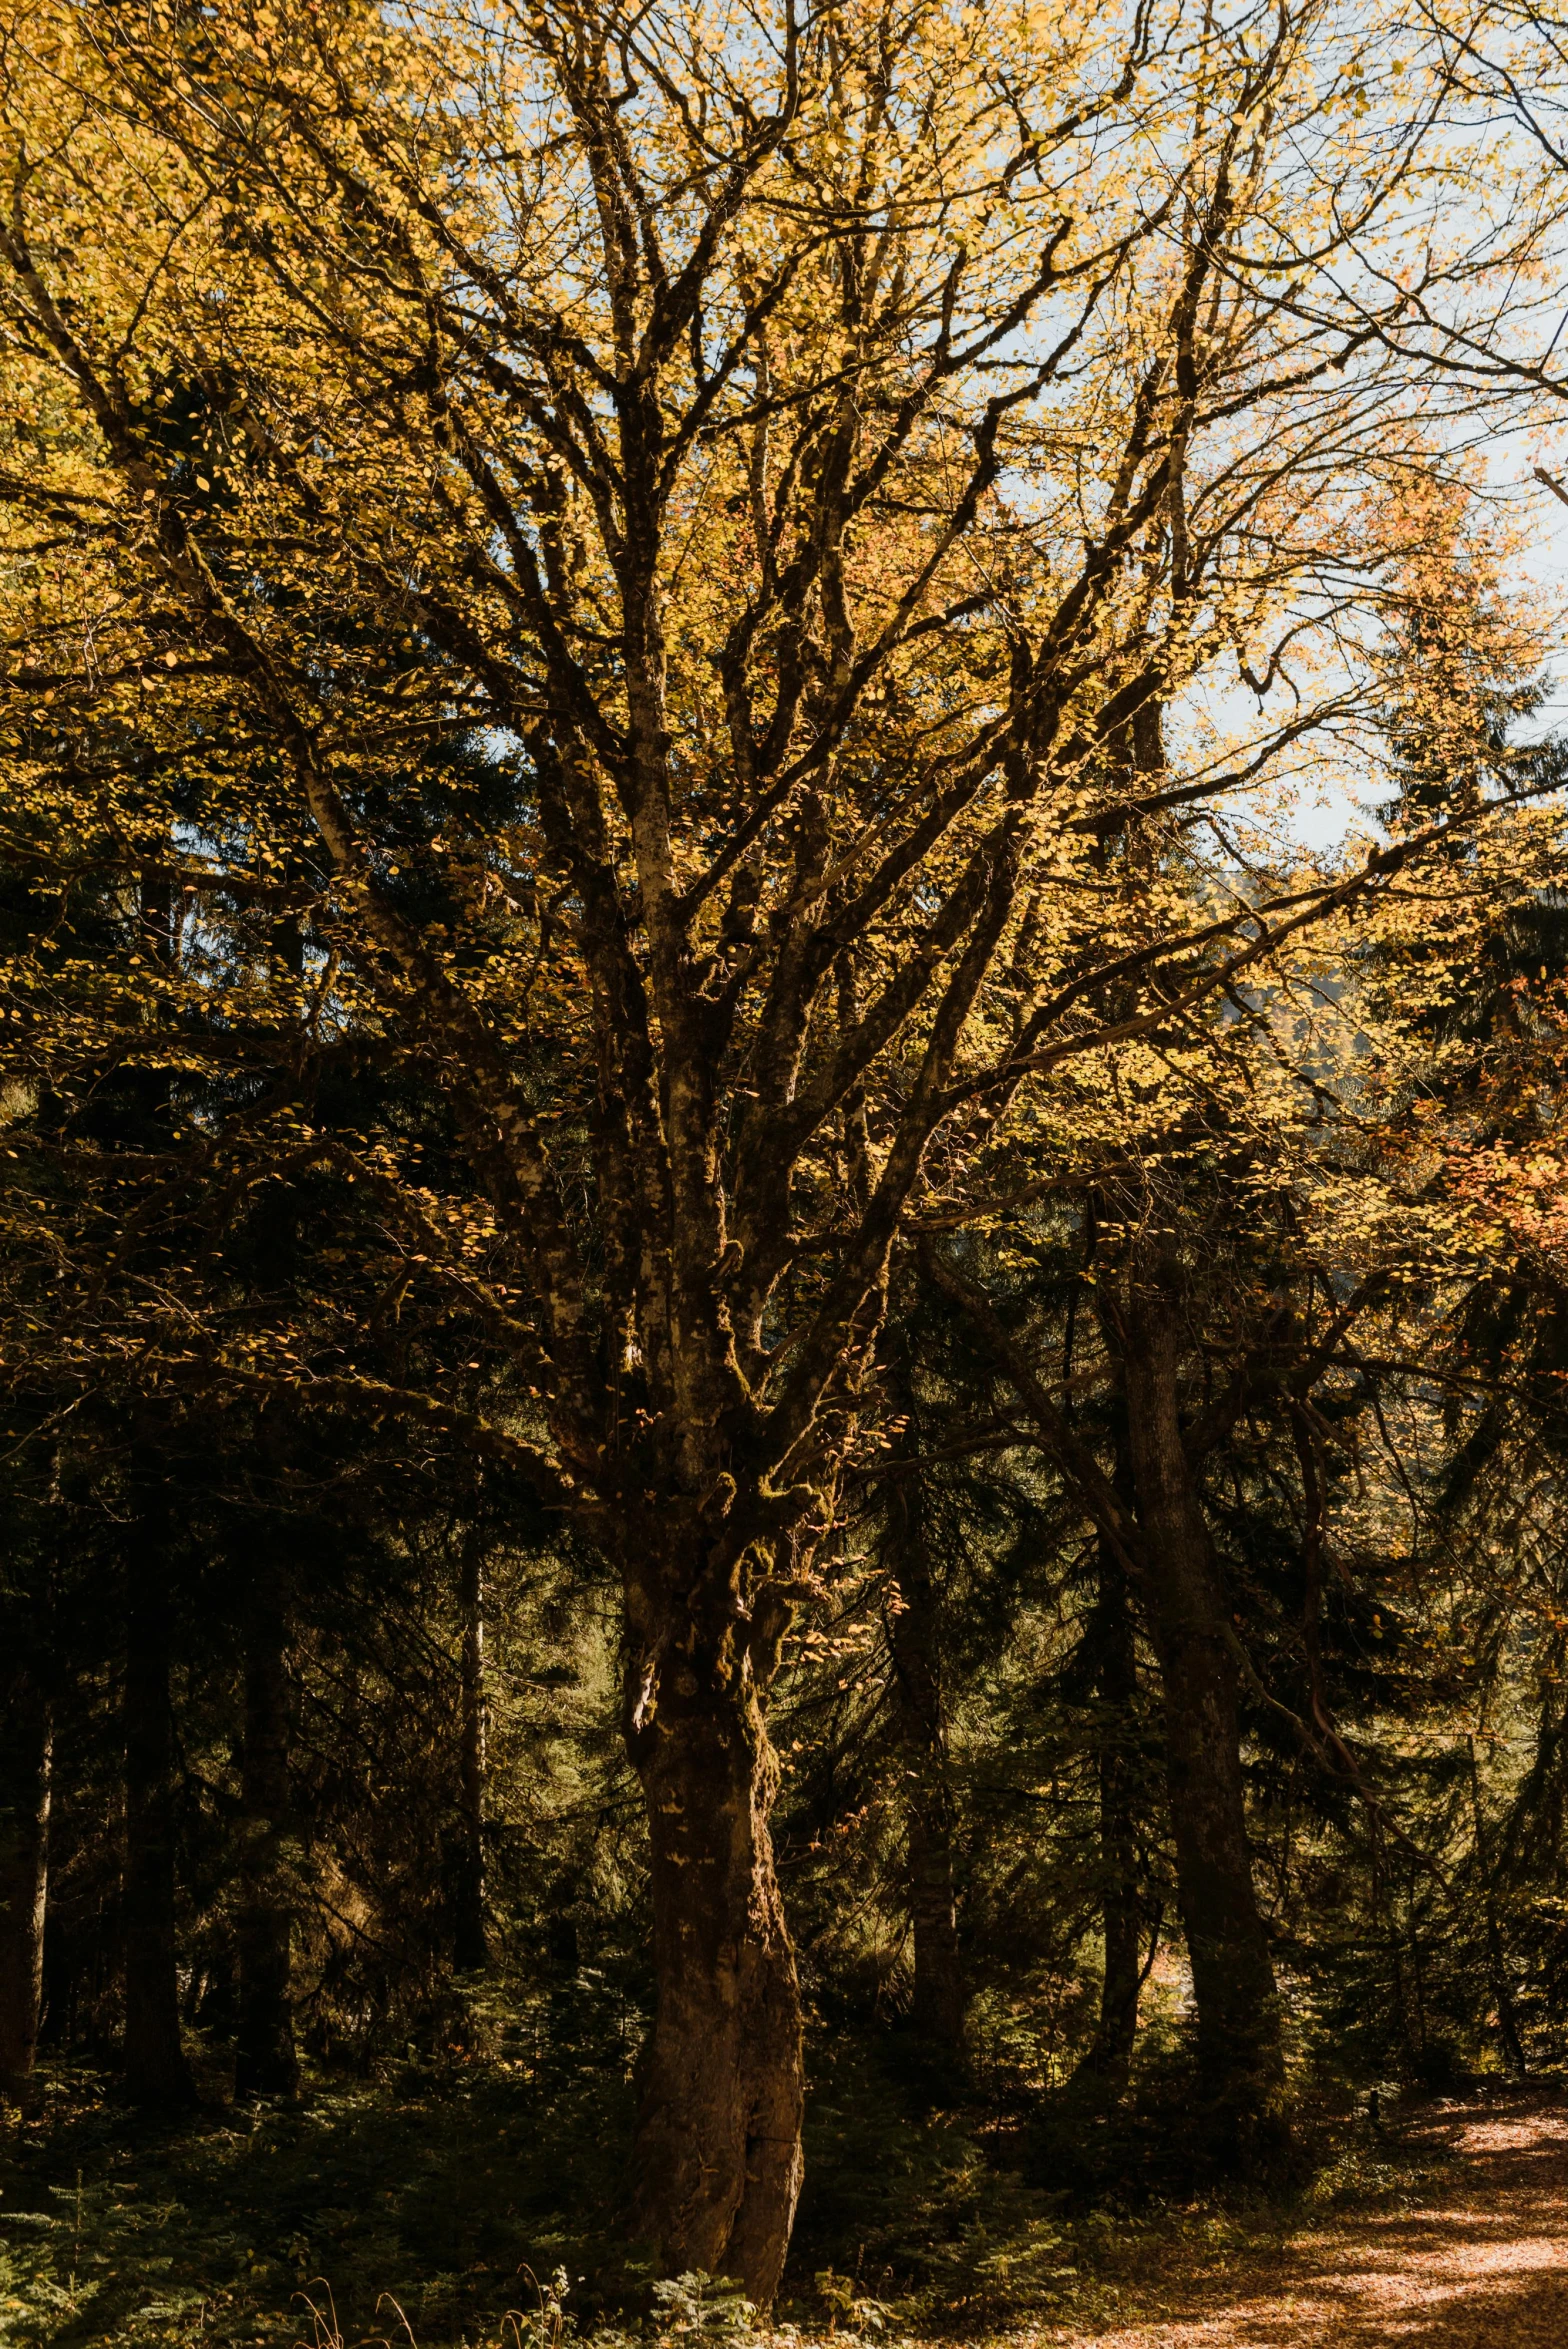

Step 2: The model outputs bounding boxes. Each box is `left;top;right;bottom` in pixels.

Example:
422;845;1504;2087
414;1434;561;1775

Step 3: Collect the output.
0;2037;638;2348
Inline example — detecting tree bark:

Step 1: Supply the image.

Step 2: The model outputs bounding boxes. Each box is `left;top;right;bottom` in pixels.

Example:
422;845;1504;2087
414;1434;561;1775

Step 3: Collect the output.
907;1802;966;2053
453;1536;489;1973
883;1465;967;2053
124;1564;196;2107
1075;1528;1142;2094
0;1664;52;2096
628;1632;803;2308
1468;1734;1527;2079
236;1559;298;2097
1121;1285;1287;2165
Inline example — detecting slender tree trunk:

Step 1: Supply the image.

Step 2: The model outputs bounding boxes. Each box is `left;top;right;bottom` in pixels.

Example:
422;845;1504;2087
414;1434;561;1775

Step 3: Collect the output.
122;911;196;2112
454;1537;489;1973
883;1471;967;2053
0;1664;52;2095
1075;1528;1142;2094
907;1806;965;2051
124;1565;196;2107
628;1632;803;2307
1468;1735;1527;2080
1122;1285;1287;2165
236;1560;297;2098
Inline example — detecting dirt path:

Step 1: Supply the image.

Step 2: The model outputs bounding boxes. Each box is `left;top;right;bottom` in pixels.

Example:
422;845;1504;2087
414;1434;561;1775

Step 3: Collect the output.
1045;2089;1568;2347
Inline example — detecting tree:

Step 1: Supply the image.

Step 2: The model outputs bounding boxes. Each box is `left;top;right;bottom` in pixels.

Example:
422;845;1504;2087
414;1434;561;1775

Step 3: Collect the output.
0;0;1549;2289
878;1317;971;2058
0;1569;52;2096
122;1472;199;2109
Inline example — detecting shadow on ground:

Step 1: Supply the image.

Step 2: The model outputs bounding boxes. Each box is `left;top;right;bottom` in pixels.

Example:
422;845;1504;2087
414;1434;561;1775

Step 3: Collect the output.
1043;2086;1568;2348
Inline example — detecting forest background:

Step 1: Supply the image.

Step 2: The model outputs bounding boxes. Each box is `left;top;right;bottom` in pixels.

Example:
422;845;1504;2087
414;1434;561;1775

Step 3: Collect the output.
8;0;1568;2342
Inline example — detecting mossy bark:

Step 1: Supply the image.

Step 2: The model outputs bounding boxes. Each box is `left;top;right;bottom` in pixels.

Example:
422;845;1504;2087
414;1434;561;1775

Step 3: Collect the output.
629;1635;803;2307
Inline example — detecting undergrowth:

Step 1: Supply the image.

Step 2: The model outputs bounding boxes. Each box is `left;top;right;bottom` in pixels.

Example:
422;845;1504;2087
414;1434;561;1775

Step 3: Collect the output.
0;2000;1463;2349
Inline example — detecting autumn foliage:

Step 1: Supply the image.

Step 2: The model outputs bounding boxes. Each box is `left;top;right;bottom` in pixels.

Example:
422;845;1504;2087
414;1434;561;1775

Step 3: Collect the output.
5;0;1568;2327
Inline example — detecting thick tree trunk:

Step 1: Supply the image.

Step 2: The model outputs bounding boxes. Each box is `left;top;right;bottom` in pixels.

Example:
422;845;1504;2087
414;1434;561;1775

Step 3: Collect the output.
883;1478;967;2053
453;1537;489;1973
236;1561;298;2097
1122;1287;1287;2165
629;1645;803;2307
1075;1530;1142;2094
0;1664;52;2095
124;1568;196;2107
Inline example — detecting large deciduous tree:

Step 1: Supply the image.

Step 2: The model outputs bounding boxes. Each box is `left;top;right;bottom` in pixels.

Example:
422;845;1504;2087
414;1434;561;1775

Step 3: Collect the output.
0;0;1546;2290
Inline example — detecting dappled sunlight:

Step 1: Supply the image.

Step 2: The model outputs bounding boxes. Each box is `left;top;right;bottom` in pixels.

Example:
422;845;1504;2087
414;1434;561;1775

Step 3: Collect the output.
1033;2093;1568;2347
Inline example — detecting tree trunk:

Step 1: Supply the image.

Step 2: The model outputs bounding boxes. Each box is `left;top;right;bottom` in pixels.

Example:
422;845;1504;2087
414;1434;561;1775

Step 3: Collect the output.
1075;1528;1142;2094
907;1809;965;2052
454;1536;489;1973
1122;1286;1287;2165
236;1560;297;2097
0;1664;52;2095
883;1473;967;2053
124;1567;196;2107
1468;1734;1527;2079
628;1638;803;2307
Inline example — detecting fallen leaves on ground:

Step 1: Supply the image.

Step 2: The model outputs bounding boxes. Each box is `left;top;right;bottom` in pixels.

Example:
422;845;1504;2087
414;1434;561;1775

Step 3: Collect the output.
1033;2087;1568;2347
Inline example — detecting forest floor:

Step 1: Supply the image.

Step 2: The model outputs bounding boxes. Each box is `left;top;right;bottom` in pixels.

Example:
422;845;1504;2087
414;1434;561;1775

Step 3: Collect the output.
1031;2086;1568;2346
1;2064;1566;2347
